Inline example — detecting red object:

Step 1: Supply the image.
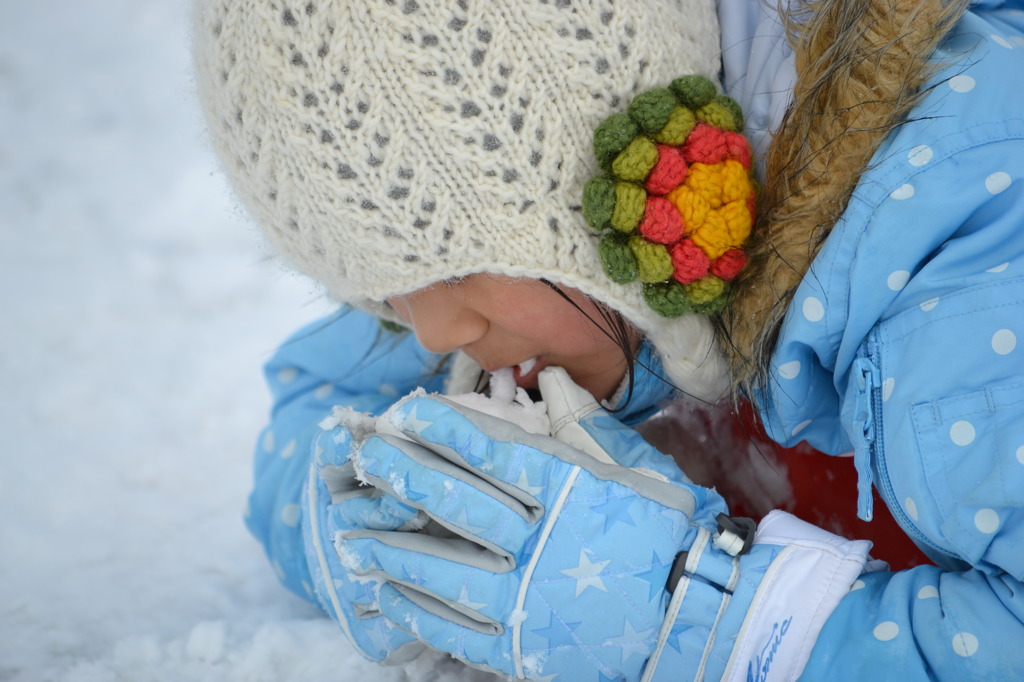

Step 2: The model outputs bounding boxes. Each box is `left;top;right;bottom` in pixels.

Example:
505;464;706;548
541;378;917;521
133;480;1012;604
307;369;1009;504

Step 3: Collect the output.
723;130;752;169
638;196;684;244
710;249;747;281
637;398;932;571
670;238;710;284
680;123;753;169
682;122;730;165
645;144;689;195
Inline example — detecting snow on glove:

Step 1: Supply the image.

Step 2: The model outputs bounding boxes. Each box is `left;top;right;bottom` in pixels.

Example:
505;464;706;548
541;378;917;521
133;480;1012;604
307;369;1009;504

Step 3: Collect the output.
301;407;427;664
338;369;875;681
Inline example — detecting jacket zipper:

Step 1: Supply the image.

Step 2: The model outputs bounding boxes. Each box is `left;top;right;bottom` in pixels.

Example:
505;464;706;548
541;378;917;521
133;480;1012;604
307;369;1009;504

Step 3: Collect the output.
860;333;963;562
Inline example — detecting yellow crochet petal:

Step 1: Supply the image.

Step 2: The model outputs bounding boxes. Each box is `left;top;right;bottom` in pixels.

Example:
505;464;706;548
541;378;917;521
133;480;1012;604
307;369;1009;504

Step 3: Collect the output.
684;162;726;208
667;185;709;232
720;160;752;204
719;199;753;246
689;210;731;259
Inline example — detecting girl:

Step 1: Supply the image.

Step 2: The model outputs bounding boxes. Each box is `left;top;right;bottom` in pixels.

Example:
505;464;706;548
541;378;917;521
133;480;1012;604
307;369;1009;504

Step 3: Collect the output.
193;0;1024;679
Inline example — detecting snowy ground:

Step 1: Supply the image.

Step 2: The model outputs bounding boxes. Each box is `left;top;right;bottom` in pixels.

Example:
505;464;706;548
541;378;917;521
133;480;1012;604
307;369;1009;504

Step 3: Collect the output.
0;2;499;680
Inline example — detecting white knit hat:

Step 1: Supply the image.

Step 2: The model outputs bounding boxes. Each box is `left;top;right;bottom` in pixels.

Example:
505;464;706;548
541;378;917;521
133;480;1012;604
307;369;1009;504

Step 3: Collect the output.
193;0;728;401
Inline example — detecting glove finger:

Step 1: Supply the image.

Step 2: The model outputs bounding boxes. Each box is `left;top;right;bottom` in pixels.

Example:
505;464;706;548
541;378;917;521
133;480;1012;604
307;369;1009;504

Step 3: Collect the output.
376;582;511;675
339;529;512;628
332;492;424;532
347;611;423;663
304;469;421;663
318;458;426;532
380;394;594;491
313;425;358;470
358;434;550;552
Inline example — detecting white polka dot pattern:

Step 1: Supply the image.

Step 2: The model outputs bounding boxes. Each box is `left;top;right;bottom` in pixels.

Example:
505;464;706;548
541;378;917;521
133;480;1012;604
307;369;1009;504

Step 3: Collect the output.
952;632;979;658
890;183;915;200
887;270;910;291
974;509;999;534
950;421;976;446
948;74;976;92
992;329;1016;355
778;361;801;380
281;503;300;527
985;171;1011;194
803;297;825;322
874;622;899;641
908;145;933;166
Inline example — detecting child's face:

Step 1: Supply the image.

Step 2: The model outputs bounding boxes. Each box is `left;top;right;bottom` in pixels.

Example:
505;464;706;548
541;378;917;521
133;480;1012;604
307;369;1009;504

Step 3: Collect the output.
387;274;638;401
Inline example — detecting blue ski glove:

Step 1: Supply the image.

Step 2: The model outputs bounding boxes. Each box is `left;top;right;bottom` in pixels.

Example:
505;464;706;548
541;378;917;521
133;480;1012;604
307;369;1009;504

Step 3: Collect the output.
301;408;427;664
333;369;874;681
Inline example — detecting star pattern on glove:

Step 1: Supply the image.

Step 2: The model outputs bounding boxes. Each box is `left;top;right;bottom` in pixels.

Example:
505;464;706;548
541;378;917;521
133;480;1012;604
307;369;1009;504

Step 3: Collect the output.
456;584;488;611
400;472;428;503
401;403;434;435
593;493;639;533
531;611;583;647
635;551;669;602
561;549;611;597
607;620;658;664
516;469;545;496
666;621;694;654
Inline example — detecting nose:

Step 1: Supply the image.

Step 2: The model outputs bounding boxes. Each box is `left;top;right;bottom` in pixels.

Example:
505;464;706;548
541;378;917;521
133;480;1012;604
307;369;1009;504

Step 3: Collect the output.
390;287;488;355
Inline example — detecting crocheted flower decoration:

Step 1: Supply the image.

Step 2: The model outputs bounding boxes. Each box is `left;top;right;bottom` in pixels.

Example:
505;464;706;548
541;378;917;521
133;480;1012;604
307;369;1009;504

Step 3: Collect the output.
582;75;757;317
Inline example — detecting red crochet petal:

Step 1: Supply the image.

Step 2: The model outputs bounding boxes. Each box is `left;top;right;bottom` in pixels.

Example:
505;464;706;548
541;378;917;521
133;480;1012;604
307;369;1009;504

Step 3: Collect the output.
638;196;684;245
670;238;710;284
683;122;730;165
645;144;689;195
710;249;747;281
724;131;752;169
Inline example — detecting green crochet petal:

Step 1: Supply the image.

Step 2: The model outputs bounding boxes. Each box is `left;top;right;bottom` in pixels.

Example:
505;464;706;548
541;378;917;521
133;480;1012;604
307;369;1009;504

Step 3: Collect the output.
599;232;638;284
653;106;696;145
642;281;693;317
690;288;730;315
611;136;658;182
582;175;616;230
628;87;678;136
628;236;673;283
594;113;639;168
610;182;646;232
696;95;744;132
686;276;729;314
669;74;717;110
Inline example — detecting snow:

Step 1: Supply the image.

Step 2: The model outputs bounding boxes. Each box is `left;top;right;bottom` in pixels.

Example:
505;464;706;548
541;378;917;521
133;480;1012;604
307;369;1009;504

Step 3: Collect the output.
0;2;499;680
416;368;550;437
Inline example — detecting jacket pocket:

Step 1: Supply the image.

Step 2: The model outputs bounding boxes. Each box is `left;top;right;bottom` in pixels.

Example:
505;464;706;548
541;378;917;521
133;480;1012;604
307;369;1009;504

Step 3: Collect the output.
911;381;1024;572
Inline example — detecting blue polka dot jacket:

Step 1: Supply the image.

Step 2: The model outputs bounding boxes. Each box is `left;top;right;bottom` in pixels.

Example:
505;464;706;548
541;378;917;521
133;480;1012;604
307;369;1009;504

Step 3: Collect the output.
245;2;1024;678
729;2;1024;678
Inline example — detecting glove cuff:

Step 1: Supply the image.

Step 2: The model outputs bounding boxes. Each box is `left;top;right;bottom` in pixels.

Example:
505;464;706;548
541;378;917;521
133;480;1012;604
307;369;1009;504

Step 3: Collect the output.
644;511;872;682
719;511;872;681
